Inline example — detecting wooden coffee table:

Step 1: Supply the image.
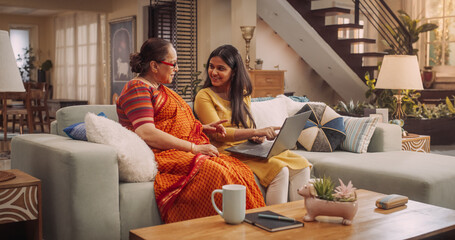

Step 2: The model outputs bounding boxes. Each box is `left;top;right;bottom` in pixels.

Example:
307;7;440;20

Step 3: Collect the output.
130;189;455;240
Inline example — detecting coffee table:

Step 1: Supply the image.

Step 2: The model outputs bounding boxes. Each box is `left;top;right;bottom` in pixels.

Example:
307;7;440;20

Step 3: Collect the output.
130;189;455;240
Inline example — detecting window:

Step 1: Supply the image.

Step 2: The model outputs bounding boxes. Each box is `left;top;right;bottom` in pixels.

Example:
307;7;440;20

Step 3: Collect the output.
10;26;37;82
423;0;455;66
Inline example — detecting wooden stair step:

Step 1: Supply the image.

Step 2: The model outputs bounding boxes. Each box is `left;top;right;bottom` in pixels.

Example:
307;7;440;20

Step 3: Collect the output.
338;38;376;44
351;52;387;57
311;7;350;16
325;23;363;30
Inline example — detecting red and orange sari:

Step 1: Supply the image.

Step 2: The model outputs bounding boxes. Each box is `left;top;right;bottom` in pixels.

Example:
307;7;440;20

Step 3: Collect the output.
117;80;265;223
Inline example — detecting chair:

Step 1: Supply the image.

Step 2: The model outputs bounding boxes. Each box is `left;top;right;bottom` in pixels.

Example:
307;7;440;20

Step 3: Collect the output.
0;92;33;140
24;82;51;133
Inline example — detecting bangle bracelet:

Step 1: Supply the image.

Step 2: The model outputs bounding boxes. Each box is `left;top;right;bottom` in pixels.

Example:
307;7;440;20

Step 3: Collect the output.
190;143;195;153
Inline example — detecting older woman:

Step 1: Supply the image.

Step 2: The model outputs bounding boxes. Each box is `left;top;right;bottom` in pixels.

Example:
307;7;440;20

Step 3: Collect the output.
116;38;265;223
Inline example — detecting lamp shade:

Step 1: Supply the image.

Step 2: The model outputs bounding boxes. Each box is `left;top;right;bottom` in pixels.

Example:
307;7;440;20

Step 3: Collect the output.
376;55;424;90
0;30;25;92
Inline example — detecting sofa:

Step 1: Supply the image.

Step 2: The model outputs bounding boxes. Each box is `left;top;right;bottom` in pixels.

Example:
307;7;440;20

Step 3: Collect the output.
11;97;455;240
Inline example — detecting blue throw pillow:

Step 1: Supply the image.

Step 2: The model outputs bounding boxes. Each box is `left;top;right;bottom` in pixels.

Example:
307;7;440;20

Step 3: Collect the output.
63;112;107;141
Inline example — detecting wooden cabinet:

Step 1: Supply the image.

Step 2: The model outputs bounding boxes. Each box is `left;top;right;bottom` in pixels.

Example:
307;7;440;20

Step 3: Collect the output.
0;169;42;240
248;70;285;98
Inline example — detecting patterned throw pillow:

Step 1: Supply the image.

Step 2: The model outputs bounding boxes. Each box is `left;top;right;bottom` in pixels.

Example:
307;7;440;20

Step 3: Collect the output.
296;102;346;152
341;116;380;153
63;112;107;141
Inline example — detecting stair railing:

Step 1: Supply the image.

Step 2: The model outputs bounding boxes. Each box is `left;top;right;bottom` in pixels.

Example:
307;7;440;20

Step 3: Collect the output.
353;0;412;55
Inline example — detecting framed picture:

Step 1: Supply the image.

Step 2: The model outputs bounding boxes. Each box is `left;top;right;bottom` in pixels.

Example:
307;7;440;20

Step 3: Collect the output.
109;16;136;103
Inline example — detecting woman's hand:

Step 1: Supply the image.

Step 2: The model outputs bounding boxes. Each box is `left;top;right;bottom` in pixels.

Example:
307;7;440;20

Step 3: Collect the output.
254;126;281;140
249;136;266;144
193;144;220;157
203;120;228;137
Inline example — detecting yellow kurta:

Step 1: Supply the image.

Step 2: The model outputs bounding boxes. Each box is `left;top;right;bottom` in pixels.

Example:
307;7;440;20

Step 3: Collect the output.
194;88;311;187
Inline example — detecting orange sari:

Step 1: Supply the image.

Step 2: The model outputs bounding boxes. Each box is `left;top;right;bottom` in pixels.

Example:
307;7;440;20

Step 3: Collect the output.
117;80;265;223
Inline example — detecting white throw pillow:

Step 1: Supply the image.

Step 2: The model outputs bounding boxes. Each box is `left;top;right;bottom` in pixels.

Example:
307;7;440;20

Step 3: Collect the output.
251;97;288;129
85;112;157;182
276;95;308;116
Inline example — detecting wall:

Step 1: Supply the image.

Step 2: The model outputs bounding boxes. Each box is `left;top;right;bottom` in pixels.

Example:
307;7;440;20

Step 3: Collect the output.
256;18;341;103
197;0;256;72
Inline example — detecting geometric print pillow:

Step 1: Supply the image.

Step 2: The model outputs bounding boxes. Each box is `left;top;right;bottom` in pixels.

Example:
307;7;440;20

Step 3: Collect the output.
296;102;346;152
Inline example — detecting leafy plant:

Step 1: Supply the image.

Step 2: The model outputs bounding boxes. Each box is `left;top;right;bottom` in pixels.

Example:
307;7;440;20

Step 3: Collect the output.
333;99;373;116
181;71;203;100
255;58;263;64
313;176;335;201
16;45;36;82
384;10;438;55
40;59;53;71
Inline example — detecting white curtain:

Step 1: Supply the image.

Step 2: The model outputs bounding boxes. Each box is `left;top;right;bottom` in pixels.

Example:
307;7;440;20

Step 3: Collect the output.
54;12;107;104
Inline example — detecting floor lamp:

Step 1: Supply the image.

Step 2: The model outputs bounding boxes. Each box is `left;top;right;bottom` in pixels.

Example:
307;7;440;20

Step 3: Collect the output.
375;55;423;120
0;30;26;181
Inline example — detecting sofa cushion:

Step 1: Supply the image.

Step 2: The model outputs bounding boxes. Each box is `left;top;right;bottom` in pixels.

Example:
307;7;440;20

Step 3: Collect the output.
251;97;288;129
85;112;157;182
63;112;107;141
56;105;118;137
341;116;380;153
296;102;346;152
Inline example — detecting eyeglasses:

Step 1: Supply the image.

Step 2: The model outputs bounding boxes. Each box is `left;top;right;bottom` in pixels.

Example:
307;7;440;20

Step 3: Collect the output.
160;61;177;68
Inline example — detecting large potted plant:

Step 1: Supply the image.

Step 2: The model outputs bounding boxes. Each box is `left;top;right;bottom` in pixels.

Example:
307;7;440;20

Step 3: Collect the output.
384;10;438;55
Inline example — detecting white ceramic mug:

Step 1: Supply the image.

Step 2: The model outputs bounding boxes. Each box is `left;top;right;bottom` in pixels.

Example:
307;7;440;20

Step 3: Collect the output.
211;184;246;224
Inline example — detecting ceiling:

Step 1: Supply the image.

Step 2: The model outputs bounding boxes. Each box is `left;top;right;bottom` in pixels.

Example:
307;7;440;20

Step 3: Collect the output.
0;6;61;16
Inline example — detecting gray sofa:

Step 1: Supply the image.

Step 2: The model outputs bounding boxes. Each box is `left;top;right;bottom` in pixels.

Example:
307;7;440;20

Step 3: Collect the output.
11;104;455;240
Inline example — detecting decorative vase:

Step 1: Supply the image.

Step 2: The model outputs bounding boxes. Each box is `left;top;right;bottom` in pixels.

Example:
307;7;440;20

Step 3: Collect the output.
298;184;358;225
421;66;436;89
255;63;262;70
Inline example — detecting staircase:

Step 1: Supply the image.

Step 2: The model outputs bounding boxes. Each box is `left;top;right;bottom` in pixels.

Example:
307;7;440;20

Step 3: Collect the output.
287;0;386;80
258;0;368;102
258;0;411;102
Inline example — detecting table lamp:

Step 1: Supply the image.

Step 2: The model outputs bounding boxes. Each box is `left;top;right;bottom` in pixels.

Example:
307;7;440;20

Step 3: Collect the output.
240;26;255;70
0;30;26;182
375;55;423;120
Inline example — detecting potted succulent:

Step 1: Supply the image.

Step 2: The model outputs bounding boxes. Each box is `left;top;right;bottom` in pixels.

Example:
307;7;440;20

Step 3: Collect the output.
298;176;358;225
255;58;263;70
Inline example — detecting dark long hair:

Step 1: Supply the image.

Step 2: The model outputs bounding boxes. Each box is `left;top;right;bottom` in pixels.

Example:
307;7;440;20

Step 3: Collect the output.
202;45;256;128
130;38;171;76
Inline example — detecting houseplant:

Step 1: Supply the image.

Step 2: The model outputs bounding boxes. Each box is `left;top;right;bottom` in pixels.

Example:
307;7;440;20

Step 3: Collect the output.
38;59;53;83
181;70;203;101
255;58;263;70
384;10;438;55
298;176;358;225
16;46;36;82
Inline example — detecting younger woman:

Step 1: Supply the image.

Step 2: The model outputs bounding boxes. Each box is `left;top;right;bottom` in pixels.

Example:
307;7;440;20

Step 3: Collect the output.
194;44;311;205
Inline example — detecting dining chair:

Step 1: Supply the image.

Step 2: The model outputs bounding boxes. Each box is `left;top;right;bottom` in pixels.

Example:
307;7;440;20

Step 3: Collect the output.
0;92;33;140
24;82;51;133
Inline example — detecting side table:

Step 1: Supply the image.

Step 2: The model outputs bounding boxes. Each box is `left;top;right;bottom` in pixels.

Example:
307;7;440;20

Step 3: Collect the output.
402;133;431;153
0;169;42;240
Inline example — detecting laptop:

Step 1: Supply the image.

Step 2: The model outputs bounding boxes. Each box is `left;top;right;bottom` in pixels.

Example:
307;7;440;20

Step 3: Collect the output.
225;111;311;159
